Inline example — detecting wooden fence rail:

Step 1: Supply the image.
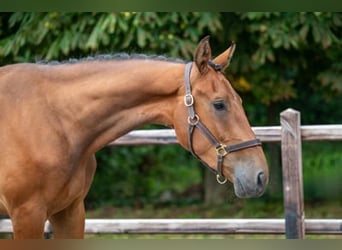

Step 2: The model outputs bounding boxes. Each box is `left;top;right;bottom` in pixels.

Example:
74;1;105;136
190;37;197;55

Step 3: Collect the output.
110;125;342;146
1;109;342;238
0;218;340;235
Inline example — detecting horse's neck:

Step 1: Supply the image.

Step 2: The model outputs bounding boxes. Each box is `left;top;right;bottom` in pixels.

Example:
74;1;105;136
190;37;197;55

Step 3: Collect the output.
49;60;184;153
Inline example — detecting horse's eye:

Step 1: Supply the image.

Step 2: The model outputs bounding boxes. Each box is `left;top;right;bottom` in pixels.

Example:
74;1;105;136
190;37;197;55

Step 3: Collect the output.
213;100;227;111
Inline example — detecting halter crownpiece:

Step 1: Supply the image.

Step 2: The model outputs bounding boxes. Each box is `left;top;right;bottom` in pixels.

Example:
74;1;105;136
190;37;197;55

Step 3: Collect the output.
183;62;262;184
208;60;222;71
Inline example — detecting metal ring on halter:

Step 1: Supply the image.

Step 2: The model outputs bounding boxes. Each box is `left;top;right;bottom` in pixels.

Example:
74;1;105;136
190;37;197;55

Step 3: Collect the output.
216;174;228;184
187;114;200;126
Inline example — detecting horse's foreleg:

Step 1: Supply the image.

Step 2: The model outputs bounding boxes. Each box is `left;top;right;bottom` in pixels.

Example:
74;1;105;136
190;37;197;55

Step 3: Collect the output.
10;203;47;239
49;199;85;239
49;156;96;239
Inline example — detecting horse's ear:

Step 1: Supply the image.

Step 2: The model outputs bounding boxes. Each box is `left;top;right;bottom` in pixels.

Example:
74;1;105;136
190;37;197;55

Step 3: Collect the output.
194;36;212;74
213;42;236;71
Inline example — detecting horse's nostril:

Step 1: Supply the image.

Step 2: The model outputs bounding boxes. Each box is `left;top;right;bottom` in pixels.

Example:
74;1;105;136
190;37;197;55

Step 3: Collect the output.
257;171;266;187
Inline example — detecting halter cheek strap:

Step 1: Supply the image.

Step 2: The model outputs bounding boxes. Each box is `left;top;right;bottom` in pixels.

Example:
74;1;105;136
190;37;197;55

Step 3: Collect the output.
183;62;262;184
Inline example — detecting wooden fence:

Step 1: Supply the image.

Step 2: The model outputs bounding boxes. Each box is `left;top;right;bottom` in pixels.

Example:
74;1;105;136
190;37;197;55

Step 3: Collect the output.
1;109;341;238
0;218;341;235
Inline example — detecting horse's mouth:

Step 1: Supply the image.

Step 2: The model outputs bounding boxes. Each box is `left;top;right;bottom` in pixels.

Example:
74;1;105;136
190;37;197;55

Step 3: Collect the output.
234;178;247;198
233;177;265;198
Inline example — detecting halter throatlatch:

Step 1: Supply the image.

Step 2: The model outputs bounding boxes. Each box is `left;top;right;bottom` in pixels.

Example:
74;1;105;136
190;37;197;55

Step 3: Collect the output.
183;62;262;184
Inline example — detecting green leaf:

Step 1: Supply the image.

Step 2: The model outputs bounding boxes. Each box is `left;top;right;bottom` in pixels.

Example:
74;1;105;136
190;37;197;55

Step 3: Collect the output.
299;24;309;40
137;27;146;48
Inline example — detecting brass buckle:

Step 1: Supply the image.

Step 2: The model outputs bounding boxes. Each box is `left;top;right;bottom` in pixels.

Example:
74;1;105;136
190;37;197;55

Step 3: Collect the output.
216;144;228;156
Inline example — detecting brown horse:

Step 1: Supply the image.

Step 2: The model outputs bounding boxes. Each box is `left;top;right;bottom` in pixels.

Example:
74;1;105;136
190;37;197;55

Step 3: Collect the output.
0;36;268;239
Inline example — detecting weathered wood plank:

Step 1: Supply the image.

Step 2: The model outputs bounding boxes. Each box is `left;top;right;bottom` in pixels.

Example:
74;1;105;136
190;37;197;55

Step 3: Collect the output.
109;129;178;145
84;219;286;234
109;127;282;146
107;125;342;146
252;126;282;142
301;125;342;141
1;219;341;234
280;109;305;239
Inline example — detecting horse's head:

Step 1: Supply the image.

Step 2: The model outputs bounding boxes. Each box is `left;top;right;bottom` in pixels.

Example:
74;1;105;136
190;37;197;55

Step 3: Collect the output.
174;36;269;198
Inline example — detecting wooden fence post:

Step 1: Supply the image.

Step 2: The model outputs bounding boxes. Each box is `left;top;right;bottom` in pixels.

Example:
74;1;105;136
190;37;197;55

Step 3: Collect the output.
280;108;305;239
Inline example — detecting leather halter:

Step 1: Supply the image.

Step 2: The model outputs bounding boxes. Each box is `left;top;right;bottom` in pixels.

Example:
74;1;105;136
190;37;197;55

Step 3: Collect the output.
183;62;262;184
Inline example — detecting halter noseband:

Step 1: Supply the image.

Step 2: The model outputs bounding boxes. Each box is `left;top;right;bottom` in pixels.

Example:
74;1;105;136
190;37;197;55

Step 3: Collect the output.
183;62;262;184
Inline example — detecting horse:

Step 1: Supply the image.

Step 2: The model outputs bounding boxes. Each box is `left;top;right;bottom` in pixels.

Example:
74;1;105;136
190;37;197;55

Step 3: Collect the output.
0;36;268;239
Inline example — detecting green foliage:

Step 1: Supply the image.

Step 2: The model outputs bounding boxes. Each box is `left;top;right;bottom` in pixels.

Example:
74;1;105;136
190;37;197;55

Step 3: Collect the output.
0;12;221;62
217;12;342;111
87;145;202;207
302;142;342;201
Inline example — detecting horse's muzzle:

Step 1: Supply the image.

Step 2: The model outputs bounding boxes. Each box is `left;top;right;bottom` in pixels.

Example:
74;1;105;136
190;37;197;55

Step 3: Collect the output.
233;166;268;198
